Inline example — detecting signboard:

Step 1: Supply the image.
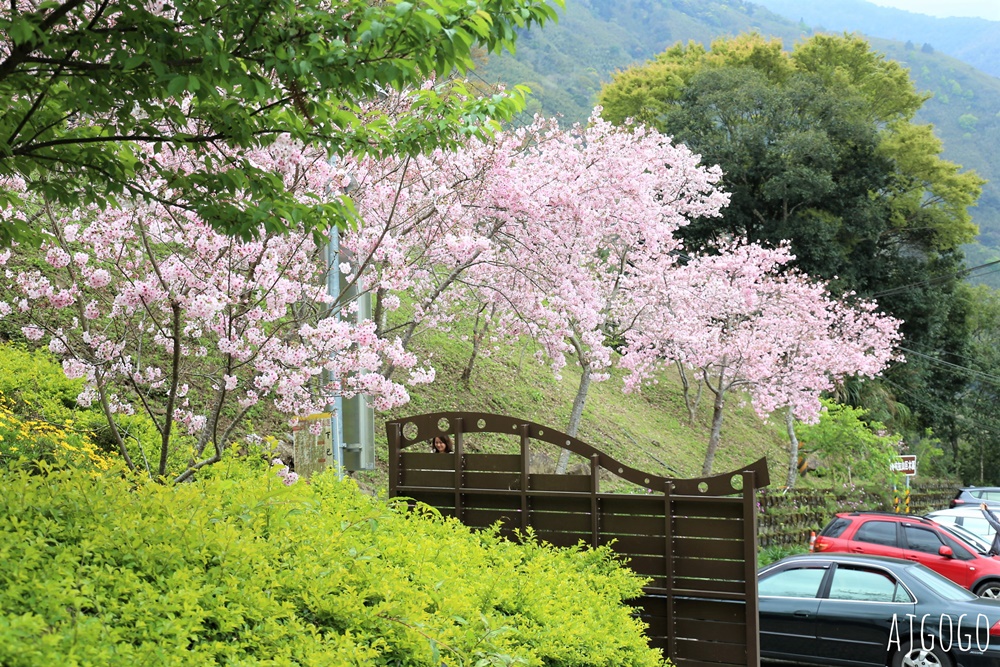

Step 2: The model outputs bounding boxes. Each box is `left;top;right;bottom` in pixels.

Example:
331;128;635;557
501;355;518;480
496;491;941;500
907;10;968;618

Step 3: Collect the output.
292;413;333;480
890;454;917;476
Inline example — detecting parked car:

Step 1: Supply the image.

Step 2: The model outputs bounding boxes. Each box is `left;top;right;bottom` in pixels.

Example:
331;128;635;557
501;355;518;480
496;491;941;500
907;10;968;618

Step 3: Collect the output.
812;511;1000;597
951;487;1000;509
937;520;996;555
929;507;1000;545
760;553;1000;666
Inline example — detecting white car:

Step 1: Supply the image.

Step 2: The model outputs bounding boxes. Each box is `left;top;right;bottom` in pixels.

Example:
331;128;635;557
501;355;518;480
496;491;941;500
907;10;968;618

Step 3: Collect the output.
927;507;999;544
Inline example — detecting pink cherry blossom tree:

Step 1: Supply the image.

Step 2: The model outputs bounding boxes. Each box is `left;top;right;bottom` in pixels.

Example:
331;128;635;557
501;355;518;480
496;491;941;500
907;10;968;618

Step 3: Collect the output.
0;138;431;482
343;111;729;472
621;241;901;477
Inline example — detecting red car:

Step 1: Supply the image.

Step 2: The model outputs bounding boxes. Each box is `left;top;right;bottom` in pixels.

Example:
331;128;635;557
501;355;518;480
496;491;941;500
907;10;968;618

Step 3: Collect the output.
812;511;1000;597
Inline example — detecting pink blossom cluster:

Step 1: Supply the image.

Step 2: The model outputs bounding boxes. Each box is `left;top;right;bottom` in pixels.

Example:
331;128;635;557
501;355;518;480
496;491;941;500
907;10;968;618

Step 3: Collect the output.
271;458;299;486
620;240;902;423
0;139;428;463
344;109;730;378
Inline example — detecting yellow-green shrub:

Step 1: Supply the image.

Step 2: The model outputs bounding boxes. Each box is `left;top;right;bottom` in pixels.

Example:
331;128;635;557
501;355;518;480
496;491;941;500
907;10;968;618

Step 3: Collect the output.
0;400;113;470
0;344;190;472
0;460;664;667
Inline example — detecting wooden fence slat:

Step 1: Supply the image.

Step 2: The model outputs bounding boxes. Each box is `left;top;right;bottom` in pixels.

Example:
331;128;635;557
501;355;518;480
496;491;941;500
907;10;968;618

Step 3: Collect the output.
600;513;667;536
529;511;592;532
464;471;521;490
401;469;454;488
530;474;591;492
675;516;744;539
674;559;746;581
674;638;746;665
401;451;454;470
673;536;746;560
464;454;521;472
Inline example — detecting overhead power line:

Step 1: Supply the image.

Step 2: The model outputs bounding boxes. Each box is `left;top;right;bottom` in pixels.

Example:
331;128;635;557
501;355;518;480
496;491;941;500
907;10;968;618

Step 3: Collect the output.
897;346;1000;388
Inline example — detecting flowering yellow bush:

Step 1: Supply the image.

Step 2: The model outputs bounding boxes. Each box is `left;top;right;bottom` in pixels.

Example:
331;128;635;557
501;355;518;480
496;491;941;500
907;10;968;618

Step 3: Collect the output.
0;398;114;471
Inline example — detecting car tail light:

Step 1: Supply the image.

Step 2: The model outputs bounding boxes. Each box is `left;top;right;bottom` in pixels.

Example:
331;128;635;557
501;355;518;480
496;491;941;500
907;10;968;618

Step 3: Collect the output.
813;537;830;552
990;620;1000;638
953;499;966;506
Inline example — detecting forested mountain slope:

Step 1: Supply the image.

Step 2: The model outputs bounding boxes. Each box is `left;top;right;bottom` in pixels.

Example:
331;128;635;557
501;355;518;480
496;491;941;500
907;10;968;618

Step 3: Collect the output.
478;0;1000;272
755;0;1000;77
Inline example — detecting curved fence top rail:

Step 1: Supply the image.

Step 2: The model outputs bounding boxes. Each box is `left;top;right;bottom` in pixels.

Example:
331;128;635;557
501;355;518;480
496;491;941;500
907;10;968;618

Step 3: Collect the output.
386;411;769;496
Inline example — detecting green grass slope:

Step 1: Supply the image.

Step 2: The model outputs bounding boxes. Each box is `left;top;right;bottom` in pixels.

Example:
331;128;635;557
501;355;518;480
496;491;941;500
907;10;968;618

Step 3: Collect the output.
370;324;790;490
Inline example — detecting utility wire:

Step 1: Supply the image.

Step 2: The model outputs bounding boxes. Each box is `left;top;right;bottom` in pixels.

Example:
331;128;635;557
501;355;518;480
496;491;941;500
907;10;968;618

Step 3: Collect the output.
870;259;1000;299
897;346;1000;388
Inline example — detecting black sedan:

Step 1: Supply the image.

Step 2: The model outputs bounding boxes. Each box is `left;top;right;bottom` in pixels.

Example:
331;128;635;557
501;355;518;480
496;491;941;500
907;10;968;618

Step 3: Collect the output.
759;553;1000;667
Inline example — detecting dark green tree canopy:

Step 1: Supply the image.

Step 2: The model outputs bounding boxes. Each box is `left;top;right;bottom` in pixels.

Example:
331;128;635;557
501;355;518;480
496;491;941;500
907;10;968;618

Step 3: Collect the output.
0;0;562;244
599;32;984;447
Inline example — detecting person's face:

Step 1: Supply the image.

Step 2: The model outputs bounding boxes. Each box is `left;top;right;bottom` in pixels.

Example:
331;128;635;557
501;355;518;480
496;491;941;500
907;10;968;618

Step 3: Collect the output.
434;437;447;452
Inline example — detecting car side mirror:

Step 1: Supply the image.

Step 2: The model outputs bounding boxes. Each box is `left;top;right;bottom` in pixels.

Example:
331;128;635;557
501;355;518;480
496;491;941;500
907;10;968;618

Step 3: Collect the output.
939;545;954;558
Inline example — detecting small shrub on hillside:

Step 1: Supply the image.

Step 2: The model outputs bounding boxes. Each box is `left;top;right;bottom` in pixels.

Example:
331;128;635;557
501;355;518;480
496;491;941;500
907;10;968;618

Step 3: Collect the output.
0;343;191;471
0;399;113;470
0;460;664;667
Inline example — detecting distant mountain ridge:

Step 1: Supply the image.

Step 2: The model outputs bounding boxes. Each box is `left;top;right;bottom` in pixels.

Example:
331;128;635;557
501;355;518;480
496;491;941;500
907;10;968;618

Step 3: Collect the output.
477;0;1000;279
754;0;1000;77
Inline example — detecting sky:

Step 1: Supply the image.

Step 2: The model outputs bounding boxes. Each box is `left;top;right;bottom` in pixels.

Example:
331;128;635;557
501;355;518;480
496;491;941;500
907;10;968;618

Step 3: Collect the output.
868;0;1000;20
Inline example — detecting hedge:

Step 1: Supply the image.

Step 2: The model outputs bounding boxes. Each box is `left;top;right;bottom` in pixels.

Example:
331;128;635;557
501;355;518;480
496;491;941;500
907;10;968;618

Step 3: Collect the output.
0;457;663;667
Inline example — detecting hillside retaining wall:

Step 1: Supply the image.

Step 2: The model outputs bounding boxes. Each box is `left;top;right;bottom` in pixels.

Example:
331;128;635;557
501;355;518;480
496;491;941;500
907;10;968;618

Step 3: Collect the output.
757;480;957;548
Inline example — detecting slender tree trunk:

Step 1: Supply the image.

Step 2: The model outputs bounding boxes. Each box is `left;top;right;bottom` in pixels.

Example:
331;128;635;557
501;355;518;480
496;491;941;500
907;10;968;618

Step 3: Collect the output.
460;304;492;388
373;287;388;337
703;388;725;477
676;360;703;423
702;364;727;477
785;408;800;489
556;363;591;474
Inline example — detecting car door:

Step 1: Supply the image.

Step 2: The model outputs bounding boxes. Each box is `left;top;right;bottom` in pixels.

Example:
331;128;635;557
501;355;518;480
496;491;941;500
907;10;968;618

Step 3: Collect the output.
901;524;973;588
849;520;904;559
814;564;916;666
758;563;828;662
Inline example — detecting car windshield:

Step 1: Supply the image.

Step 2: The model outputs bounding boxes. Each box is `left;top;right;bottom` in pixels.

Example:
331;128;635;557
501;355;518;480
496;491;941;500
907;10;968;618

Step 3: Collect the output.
939;523;991;554
908;564;979;601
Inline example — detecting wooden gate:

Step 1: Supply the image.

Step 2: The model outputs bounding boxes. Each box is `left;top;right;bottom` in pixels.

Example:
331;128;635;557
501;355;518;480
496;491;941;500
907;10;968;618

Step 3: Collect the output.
387;412;770;667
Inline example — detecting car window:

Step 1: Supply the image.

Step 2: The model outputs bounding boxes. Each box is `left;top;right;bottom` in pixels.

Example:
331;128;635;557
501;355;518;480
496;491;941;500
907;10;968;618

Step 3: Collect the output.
827;566;912;603
904;526;944;554
938;525;982;559
819;517;851;538
759;567;827;598
855;520;897;547
959;517;994;536
982;491;1000;501
908;565;979;601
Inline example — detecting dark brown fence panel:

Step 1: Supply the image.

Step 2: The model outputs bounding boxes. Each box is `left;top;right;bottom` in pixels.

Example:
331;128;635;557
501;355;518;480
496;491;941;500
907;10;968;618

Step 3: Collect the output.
387;412;769;667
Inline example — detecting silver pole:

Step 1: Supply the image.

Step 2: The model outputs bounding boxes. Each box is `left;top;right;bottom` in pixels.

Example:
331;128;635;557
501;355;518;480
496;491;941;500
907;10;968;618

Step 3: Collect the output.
326;234;345;479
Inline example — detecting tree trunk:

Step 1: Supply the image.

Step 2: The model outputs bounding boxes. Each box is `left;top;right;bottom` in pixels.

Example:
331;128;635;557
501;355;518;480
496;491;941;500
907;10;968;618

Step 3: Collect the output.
676;360;703;423
703;387;725;477
785;408;800;489
701;364;727;477
460;304;491;388
556;363;591;474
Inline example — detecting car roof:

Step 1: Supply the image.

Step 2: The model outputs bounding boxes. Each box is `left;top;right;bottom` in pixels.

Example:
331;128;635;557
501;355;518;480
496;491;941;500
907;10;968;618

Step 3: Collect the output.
761;552;914;572
835;511;934;524
928;507;992;517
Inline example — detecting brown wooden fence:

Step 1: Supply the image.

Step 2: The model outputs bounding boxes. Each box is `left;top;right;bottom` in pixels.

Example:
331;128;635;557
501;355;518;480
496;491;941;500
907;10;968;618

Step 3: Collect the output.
386;412;770;667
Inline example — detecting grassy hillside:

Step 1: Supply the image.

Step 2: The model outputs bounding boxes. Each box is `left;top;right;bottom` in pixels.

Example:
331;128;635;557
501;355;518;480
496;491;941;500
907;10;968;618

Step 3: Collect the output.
362;322;791;492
